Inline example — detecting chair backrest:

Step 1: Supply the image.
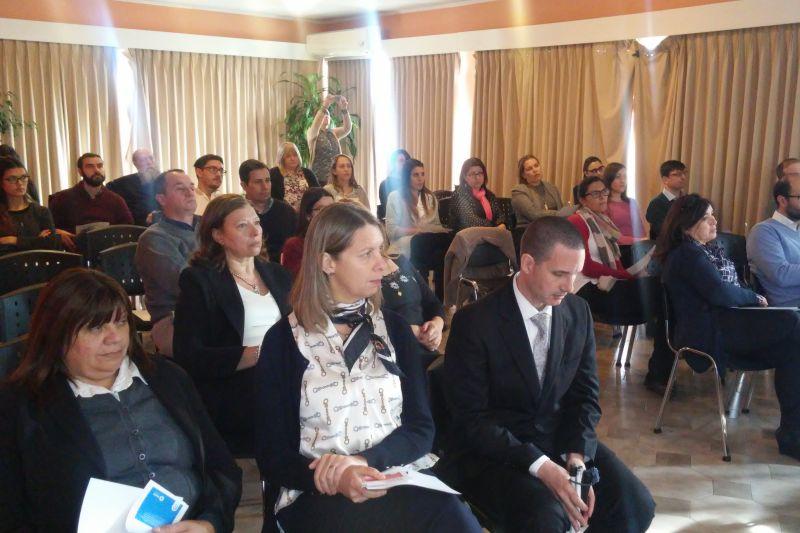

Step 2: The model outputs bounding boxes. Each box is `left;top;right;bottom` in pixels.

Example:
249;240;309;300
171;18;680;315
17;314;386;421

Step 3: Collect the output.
97;242;144;296
495;196;516;230
661;287;679;355
0;284;45;342
438;197;452;228
433;189;453;201
466;242;510;269
712;232;747;281
84;225;147;267
0;250;83;296
0;334;27;378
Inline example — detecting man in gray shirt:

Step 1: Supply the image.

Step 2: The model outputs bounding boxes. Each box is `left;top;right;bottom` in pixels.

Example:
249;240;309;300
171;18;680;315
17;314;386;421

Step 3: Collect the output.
135;169;199;355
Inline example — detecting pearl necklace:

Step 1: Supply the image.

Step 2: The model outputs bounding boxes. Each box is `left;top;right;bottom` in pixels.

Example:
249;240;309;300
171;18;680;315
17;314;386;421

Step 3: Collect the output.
231;271;264;295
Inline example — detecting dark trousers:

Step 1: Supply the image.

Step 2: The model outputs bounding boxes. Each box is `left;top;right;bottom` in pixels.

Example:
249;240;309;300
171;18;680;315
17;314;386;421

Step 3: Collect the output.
576;280;643;322
718;308;800;433
276;483;482;533
647;316;673;383
459;442;655;533
410;232;453;302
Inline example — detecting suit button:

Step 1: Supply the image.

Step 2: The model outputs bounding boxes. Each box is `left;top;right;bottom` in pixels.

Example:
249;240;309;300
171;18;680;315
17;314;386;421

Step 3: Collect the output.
534;424;545;432
138;453;146;461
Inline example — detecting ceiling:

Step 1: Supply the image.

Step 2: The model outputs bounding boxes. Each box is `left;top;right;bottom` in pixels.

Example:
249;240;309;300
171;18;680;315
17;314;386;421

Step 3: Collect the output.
123;0;483;20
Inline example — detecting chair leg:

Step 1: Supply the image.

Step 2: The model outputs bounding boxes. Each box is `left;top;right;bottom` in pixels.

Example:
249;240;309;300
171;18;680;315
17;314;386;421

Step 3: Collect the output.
654;351;681;433
624;325;636;368
712;366;732;462
742;373;756;414
726;370;748;419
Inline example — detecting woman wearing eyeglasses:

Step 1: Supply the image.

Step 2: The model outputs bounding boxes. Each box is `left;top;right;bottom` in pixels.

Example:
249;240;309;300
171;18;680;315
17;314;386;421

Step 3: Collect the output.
568;176;636;316
0;156;63;256
449;157;507;233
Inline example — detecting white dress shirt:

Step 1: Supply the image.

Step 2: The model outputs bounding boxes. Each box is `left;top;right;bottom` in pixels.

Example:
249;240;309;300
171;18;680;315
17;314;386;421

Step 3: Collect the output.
772;210;800;231
662;188;678;201
68;356;147;401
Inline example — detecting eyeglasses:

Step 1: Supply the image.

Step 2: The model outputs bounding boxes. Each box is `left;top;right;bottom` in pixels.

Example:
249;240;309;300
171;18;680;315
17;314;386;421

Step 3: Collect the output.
584;189;610;199
3;175;29;184
467;171;485;178
202;166;226;175
588;166;605;173
784;194;800;200
784;172;800;179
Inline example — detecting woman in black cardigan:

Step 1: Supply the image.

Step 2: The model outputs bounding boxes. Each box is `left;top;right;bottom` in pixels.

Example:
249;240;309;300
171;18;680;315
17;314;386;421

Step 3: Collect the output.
449;157;507;232
173;194;292;456
254;203;480;532
0;268;241;532
657;194;800;460
269;142;320;211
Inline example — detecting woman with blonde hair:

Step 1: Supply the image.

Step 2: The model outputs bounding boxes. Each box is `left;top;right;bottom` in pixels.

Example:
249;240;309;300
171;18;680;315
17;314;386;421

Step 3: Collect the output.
323;154;370;209
254;202;480;532
269;142;320;211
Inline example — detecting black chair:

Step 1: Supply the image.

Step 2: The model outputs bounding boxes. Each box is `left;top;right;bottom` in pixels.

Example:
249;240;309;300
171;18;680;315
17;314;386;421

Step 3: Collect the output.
433;189;453;201
83;225;147;267
0;284;45;343
0;250;82;295
495;196;516;230
712;232;747;281
457;243;515;309
0;334;27;378
97;243;151;332
511;226;526;264
438;197;452;229
653;290;731;461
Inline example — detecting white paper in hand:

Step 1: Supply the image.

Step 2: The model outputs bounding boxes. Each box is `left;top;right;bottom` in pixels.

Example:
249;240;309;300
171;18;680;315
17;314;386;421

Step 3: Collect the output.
78;478;142;533
362;468;460;495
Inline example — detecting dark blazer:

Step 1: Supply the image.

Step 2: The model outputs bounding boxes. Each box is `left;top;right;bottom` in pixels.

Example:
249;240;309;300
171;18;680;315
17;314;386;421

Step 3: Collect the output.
439;281;601;482
661;240;759;372
0;356;242;533
448;184;507;233
645;193;673;240
269;167;319;203
173;258;292;454
108;173;157;227
254;310;434;493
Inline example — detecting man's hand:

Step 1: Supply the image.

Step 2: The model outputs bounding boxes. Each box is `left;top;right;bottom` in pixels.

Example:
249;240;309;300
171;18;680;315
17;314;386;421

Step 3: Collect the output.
309;454;367;495
565;453;595;524
55;229;77;252
537;460;589;531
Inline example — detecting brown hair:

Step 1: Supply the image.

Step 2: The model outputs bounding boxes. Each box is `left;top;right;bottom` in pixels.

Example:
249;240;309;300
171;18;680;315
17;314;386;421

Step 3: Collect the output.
602;162;628;203
517;155;540;184
7;268;149;399
191;194;252;270
459;157;488;189
329;154;358;190
291;202;383;332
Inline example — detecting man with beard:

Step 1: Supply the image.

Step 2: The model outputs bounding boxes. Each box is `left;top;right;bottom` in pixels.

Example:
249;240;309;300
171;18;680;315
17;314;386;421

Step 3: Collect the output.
49;152;134;235
747;157;800;307
193;154;224;215
108;148;160;225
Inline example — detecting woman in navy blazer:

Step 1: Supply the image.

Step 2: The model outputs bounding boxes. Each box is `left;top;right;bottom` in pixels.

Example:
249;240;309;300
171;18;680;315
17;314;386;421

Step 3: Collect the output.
657;194;800;460
173;195;292;456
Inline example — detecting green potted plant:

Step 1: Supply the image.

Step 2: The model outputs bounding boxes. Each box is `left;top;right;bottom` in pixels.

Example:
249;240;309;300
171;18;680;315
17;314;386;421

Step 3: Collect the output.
279;73;360;164
0;91;35;143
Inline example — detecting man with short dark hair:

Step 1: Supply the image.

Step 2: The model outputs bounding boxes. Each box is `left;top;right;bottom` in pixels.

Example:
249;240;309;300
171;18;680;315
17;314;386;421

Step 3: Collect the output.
239;159;296;263
108;148;160;226
440;217;654;533
748;158;800;307
49;152;134;234
194;154;224;215
134;169;199;355
645;160;687;240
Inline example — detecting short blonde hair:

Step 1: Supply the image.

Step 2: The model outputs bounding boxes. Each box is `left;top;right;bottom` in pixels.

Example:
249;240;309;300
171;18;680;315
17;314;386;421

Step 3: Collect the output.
291;202;383;332
277;142;303;175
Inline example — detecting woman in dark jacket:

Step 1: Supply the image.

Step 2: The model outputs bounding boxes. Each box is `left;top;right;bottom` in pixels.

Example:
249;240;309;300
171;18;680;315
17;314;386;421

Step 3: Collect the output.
269;142;319;211
449;157;507;232
657;193;800;460
0;268;241;532
173;194;292;456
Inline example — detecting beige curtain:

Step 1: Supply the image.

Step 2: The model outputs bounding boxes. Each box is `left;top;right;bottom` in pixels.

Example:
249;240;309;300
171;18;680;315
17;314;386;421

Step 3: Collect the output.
392;54;458;192
472;43;635;199
129;49;317;193
327;59;376;205
0;40;121;201
634;24;800;233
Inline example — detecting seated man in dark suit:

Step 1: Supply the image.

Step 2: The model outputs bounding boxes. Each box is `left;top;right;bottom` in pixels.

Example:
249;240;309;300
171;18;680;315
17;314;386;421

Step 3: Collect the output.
440;216;654;533
645;159;687;240
108;148;160;226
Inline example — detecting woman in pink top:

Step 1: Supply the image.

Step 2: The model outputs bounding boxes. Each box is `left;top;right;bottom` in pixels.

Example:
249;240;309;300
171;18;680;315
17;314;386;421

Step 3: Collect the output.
603;163;646;244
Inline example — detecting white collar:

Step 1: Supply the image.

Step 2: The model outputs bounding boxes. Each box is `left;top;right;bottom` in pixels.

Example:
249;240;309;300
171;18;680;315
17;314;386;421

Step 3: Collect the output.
772;210;800;231
68;356;148;401
512;274;552;322
662;188;678;201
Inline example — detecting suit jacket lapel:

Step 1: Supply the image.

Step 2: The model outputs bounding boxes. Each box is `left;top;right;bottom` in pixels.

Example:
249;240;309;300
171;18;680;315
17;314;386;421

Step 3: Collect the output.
215;268;245;340
540;304;567;402
497;283;543;401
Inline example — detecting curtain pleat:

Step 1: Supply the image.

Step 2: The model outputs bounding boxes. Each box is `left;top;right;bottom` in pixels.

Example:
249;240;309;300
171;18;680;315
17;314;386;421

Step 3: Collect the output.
0;40;121;201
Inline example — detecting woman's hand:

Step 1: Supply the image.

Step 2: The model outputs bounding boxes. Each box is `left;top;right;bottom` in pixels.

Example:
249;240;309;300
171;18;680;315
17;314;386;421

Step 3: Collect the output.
54;229;77;251
338;96;349;110
309;454;367;495
497;223;507;230
322;95;336;108
417;317;444;351
154;520;214;533
337;465;387;503
236;346;260;370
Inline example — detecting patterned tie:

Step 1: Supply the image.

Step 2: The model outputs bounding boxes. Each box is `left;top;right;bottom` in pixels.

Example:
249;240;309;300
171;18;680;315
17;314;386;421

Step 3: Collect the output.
530;312;551;386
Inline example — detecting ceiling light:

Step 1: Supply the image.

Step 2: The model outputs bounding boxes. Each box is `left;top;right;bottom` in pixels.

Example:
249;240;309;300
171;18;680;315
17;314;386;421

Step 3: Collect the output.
636;36;668;52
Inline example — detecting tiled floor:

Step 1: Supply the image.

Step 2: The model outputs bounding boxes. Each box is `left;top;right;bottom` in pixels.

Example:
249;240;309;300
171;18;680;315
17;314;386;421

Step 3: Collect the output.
232;324;800;532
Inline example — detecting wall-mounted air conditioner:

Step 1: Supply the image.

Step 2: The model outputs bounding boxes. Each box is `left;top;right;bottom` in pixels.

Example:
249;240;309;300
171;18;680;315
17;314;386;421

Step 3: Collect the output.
306;27;374;58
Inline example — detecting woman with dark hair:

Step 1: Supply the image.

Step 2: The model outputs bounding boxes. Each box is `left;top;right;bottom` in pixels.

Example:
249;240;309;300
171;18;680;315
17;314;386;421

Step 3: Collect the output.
0;268;242;531
657;193;800;460
572;156;604;205
377;148;411;219
280;187;334;277
449;157;507;232
269;141;320;211
603;163;645;243
0;144;39;202
323;154;369;209
254;202;481;532
511;155;564;225
173;194;292;455
0;156;67;255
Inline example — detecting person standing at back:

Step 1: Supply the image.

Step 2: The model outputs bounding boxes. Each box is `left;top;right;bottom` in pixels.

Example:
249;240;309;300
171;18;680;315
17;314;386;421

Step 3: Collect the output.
306;95;352;185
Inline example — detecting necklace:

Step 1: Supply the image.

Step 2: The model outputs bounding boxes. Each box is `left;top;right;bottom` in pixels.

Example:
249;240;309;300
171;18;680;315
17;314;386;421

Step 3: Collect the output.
231;271;263;295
